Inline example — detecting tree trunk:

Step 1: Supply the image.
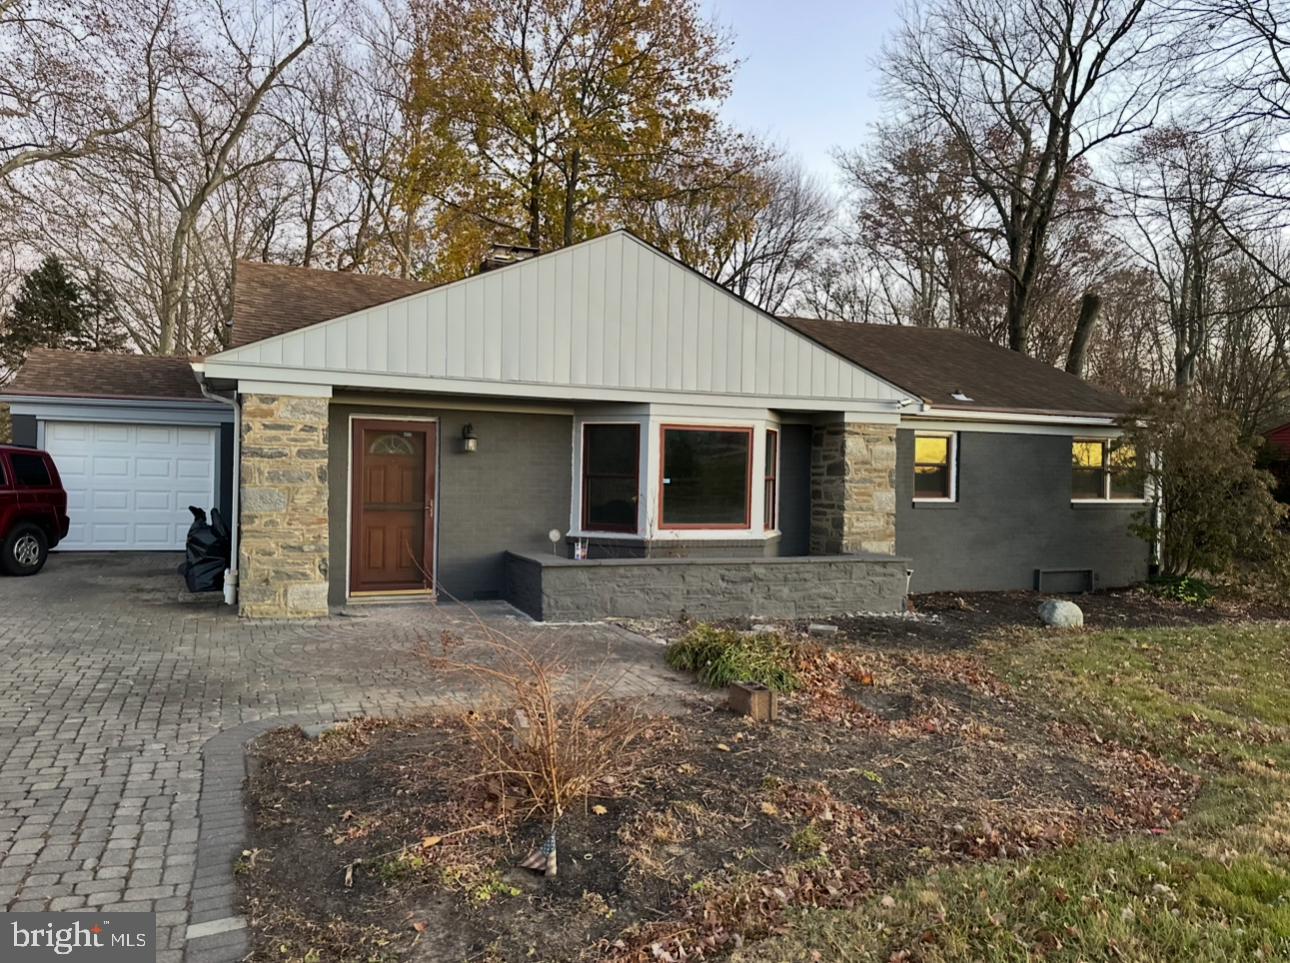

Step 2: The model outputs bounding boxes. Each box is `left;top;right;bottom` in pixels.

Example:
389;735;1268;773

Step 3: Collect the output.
561;148;580;248
1065;292;1101;377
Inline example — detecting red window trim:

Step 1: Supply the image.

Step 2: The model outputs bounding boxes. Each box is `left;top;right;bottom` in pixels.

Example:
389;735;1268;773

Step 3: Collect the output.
580;422;641;533
764;428;779;531
658;424;754;531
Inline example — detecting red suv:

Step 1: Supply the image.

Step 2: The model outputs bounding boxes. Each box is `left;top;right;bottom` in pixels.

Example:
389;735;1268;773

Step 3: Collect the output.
0;444;70;575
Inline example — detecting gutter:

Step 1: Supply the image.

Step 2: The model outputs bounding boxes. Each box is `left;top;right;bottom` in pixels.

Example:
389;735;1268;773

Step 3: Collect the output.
198;379;240;608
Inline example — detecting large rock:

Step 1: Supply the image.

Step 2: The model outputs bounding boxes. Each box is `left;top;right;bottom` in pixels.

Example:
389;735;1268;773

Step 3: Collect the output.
1038;599;1084;628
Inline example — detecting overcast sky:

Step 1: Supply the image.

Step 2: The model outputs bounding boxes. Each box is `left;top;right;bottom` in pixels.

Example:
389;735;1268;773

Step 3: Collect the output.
703;0;903;189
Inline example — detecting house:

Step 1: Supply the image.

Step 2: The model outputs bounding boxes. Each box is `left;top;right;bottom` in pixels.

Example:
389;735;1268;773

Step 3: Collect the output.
2;231;1149;618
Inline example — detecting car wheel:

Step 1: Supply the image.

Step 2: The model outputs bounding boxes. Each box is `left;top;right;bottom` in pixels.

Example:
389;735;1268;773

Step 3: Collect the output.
1;523;49;576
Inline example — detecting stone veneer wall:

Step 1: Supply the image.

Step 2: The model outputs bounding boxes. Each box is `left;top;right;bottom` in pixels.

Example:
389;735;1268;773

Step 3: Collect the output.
505;552;908;621
239;394;330;618
810;422;897;556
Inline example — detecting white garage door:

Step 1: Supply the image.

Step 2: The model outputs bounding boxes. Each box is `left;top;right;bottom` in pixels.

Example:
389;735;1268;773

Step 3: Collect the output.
43;421;218;550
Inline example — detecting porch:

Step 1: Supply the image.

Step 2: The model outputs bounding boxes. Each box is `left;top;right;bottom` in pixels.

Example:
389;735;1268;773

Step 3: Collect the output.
505;551;910;622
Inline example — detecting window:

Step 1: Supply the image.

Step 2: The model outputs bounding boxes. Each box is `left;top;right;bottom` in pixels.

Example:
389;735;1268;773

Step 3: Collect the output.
368;433;416;456
660;426;752;528
913;433;955;500
1072;439;1143;501
11;453;51;488
764;429;779;530
581;424;640;532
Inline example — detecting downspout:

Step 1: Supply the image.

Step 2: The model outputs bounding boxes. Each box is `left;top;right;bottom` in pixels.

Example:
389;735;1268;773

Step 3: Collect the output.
199;378;240;607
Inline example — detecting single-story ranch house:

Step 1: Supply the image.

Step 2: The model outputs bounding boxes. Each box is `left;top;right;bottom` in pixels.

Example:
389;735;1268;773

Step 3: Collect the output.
3;231;1150;619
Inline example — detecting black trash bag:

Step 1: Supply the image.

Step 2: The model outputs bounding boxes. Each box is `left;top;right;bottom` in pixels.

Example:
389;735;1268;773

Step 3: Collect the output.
180;504;230;593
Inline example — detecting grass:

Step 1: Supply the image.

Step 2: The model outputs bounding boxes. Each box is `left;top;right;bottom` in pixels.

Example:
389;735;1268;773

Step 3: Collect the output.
735;624;1290;962
665;623;799;691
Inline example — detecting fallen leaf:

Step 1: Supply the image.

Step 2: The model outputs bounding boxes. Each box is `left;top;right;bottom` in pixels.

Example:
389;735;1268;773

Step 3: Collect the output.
411;921;428;934
760;801;779;817
717;743;731;752
592;805;608;816
421;835;441;849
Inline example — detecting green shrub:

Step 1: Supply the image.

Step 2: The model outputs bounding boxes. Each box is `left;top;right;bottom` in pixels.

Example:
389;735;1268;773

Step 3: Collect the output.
665;624;799;691
1148;575;1214;606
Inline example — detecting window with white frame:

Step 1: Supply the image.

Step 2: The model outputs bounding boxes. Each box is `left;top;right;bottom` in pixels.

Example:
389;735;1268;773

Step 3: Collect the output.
1071;439;1143;501
913;432;956;500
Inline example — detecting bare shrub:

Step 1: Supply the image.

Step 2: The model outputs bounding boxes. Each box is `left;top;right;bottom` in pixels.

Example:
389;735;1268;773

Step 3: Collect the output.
417;622;652;829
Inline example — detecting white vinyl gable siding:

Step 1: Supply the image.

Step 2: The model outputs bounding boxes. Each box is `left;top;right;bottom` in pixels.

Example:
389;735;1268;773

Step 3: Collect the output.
205;232;914;410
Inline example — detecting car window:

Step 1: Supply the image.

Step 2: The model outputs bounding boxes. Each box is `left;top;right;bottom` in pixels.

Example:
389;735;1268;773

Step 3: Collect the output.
11;453;52;487
0;458;7;488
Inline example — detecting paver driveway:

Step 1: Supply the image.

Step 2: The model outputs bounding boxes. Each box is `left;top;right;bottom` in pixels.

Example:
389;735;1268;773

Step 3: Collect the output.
0;553;690;962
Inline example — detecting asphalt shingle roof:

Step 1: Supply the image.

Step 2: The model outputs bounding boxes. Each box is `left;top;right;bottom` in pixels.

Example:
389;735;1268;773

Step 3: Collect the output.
230;260;436;347
1;349;207;401
780;316;1130;416
226;253;1129;418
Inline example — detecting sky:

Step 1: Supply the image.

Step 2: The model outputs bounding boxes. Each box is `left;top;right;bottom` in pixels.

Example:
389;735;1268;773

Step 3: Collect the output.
702;0;903;189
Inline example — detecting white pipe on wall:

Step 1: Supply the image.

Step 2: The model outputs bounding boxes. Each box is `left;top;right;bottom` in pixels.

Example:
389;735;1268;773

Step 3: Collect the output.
199;380;240;607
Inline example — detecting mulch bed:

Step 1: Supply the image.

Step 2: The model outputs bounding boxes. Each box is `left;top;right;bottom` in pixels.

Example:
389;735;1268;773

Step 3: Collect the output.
239;631;1198;963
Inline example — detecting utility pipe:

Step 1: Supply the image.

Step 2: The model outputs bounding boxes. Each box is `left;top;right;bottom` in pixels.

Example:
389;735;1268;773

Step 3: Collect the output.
198;378;240;607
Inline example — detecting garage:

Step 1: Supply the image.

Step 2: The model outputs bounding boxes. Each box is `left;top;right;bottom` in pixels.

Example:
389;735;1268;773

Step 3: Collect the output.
2;350;233;552
43;421;218;550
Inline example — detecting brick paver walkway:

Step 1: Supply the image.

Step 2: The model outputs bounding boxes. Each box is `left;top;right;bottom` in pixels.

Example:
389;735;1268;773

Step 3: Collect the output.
0;553;690;962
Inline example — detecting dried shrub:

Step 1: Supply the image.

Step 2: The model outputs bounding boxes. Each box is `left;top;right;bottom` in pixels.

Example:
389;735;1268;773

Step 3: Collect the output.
418;623;651;827
665;624;799;691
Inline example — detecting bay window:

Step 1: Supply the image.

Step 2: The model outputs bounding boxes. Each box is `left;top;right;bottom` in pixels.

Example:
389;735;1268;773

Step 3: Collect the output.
581;423;640;532
660;426;752;528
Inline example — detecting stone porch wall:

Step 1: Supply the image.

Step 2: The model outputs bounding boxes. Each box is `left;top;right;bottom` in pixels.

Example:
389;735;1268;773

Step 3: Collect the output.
810;421;897;555
239;394;330;617
506;551;908;621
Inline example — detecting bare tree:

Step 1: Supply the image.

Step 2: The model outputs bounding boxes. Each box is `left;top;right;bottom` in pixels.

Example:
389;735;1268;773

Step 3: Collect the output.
882;0;1172;355
0;0;144;181
711;159;836;314
1118;124;1271;388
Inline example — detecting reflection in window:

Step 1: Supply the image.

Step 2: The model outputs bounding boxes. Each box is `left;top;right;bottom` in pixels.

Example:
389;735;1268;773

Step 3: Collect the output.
368;433;416;456
913;433;954;499
582;424;640;532
661;427;752;528
1072;439;1142;500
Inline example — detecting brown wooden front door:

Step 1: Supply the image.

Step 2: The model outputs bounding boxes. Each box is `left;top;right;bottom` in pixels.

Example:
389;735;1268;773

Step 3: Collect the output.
350;419;436;594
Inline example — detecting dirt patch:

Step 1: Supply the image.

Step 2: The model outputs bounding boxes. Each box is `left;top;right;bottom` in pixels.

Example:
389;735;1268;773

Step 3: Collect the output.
239;640;1196;963
619;586;1290;654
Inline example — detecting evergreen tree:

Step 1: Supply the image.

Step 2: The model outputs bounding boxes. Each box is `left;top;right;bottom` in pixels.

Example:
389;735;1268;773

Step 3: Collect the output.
0;257;126;382
75;269;129;353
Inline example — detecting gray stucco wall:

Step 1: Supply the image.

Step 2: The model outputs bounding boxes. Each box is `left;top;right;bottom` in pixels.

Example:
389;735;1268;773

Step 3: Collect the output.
777;424;812;556
217;422;234;522
506;551;908;621
11;413;36;447
328;403;573;605
895;429;1150;593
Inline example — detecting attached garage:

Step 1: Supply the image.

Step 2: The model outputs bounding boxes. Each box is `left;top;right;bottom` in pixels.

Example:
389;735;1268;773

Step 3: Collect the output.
44;421;219;550
2;350;233;552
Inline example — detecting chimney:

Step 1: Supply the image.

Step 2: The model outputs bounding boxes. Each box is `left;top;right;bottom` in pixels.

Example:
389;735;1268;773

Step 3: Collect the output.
479;242;540;273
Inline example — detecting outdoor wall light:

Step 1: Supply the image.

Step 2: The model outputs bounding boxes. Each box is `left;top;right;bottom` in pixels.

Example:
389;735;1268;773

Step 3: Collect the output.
461;423;479;453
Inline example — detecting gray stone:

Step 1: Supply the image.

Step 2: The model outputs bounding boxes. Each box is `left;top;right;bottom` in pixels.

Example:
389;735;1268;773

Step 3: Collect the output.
808;623;839;636
1038;599;1084;628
